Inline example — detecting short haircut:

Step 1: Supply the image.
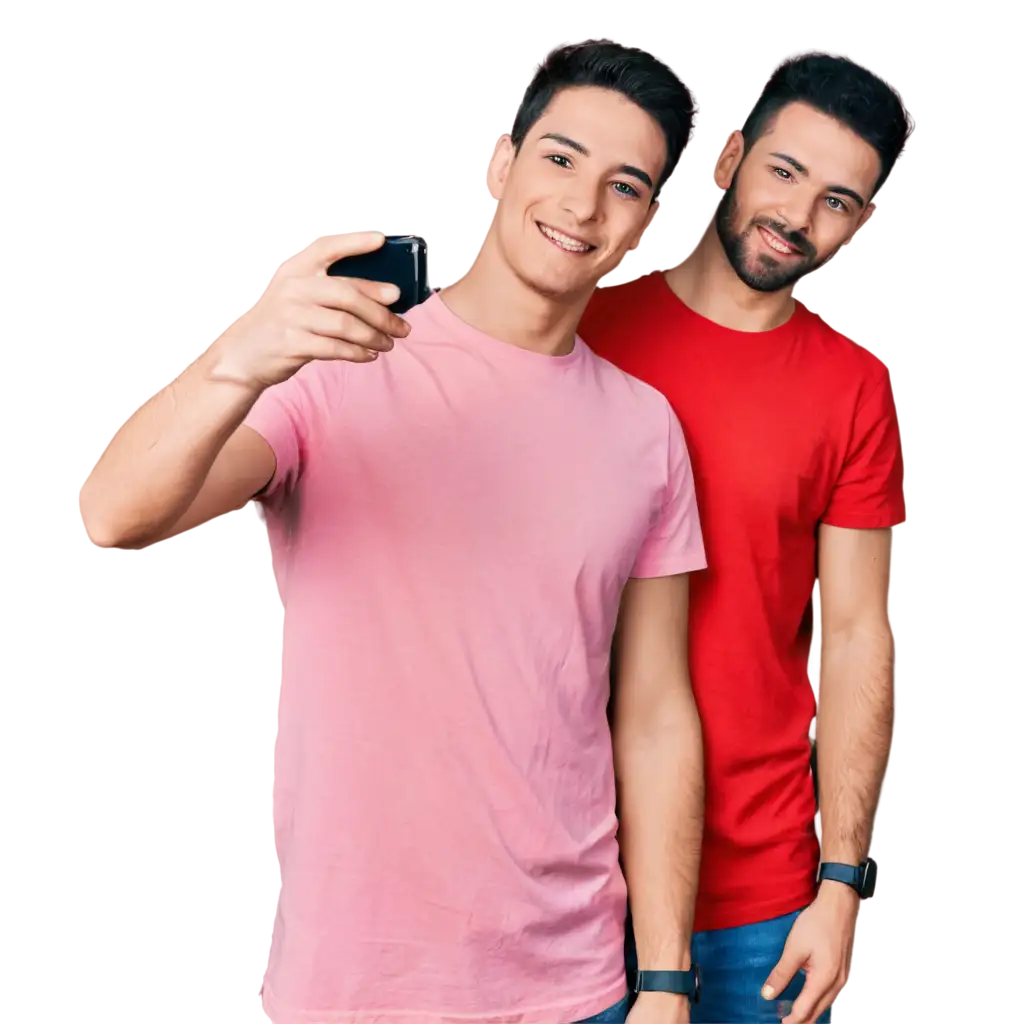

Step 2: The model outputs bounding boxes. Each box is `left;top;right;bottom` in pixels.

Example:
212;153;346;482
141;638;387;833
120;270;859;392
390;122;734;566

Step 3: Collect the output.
741;52;913;194
510;40;697;198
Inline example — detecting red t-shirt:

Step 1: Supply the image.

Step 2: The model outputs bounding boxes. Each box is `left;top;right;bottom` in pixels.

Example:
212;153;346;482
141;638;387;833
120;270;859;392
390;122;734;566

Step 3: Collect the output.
581;272;905;931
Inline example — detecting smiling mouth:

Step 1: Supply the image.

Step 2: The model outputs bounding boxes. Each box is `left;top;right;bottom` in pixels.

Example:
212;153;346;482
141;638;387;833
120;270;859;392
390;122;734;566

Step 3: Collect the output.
538;223;595;254
757;225;803;257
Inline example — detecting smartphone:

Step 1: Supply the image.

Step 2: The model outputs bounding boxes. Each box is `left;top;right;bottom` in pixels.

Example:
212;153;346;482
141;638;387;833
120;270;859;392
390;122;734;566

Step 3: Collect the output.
326;235;430;314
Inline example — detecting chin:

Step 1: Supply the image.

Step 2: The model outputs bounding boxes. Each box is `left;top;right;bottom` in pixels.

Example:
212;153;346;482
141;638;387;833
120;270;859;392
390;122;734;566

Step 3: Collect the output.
525;278;579;301
517;262;593;301
731;244;807;292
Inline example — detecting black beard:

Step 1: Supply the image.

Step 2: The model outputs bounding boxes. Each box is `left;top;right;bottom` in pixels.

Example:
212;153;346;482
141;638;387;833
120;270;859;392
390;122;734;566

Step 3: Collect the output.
714;179;829;293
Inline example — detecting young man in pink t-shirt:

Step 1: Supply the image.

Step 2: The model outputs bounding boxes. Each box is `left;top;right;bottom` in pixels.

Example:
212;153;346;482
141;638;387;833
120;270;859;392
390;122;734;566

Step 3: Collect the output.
82;42;705;1024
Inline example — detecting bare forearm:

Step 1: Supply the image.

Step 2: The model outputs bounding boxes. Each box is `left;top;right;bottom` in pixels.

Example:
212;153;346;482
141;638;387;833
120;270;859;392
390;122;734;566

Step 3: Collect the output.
616;699;703;968
79;342;261;548
817;627;895;862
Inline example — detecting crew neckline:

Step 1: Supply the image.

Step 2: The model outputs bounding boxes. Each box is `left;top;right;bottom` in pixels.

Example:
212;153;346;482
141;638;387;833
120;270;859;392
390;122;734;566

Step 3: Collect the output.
417;291;585;370
651;270;810;338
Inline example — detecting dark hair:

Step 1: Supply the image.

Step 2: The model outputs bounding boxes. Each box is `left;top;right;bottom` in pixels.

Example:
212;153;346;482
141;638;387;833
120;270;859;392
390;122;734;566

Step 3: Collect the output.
741;52;913;194
510;40;696;198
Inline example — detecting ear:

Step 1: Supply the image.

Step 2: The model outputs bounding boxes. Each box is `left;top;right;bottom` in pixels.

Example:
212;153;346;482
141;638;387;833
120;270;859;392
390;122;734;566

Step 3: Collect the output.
628;199;660;252
842;201;876;246
713;130;745;191
487;135;516;200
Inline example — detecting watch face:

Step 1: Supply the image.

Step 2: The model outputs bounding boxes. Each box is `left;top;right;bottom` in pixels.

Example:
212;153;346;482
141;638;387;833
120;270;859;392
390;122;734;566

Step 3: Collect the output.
693;964;701;1005
860;857;877;898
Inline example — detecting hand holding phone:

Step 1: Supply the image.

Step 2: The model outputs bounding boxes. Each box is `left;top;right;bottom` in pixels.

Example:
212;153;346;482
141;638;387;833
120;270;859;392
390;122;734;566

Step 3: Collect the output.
209;232;412;392
327;235;430;314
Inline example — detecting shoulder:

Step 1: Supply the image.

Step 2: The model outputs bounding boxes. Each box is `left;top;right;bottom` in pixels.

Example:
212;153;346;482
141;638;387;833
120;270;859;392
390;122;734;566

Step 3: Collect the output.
257;356;345;414
591;274;657;307
398;296;439;338
799;304;892;389
580;343;676;426
581;274;661;334
587;274;661;313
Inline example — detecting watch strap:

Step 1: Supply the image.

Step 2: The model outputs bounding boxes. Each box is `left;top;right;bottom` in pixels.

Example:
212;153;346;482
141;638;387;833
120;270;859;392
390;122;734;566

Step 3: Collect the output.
632;967;701;1003
817;857;877;898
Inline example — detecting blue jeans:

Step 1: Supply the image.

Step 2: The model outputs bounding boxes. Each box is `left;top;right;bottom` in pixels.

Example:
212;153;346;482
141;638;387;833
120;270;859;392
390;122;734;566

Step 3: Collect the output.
576;994;630;1022
625;910;832;1023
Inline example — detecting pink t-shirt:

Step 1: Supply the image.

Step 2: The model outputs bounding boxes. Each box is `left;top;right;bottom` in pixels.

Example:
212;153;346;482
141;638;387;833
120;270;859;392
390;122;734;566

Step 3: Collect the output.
243;293;706;1024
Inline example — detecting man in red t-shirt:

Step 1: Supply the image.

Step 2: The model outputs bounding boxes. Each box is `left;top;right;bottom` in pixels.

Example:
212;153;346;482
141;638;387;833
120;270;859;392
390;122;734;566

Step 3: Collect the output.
582;54;912;1024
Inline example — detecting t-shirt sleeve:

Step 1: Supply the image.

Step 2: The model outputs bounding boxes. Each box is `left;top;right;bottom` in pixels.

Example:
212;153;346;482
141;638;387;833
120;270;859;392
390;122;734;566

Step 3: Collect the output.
821;368;906;528
630;402;707;579
242;365;320;509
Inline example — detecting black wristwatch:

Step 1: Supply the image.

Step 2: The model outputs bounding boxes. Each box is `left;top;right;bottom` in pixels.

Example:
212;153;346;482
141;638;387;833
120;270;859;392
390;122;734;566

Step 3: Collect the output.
631;967;701;1004
817;856;877;899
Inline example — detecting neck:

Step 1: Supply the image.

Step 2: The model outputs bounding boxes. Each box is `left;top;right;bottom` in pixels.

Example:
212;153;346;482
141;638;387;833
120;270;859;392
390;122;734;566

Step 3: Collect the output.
439;223;590;356
665;220;797;332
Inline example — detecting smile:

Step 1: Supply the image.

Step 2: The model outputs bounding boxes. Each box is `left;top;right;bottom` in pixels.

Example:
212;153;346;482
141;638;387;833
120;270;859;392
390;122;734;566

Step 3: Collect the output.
757;225;802;257
538;223;595;254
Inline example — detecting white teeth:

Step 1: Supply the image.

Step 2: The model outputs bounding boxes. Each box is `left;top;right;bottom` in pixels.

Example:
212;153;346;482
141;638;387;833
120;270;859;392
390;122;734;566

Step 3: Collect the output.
540;225;591;253
763;230;795;254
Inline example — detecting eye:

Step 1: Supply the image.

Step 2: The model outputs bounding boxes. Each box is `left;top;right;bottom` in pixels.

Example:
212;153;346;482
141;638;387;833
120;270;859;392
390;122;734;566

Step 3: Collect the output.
612;181;641;199
546;153;572;169
773;166;793;180
825;195;849;213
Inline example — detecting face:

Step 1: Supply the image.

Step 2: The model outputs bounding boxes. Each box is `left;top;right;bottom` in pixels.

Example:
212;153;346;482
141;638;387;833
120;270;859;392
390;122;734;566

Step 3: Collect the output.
487;86;666;301
713;102;880;293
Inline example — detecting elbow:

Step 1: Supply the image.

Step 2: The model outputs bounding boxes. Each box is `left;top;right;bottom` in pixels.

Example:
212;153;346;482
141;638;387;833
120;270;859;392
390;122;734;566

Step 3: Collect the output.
84;523;137;550
616;695;704;756
677;706;705;765
79;481;145;549
823;615;894;657
80;494;123;549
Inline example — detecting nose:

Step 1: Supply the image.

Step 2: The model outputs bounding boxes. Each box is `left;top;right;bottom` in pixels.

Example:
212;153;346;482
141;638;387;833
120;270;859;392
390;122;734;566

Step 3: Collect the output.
776;187;815;236
559;178;601;224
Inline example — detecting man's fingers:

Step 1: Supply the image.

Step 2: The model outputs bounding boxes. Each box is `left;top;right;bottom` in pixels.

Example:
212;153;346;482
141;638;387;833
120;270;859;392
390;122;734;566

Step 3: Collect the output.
300;306;394;352
286;232;387;275
762;946;805;1002
305;278;411;338
305;332;382;364
347;276;406;307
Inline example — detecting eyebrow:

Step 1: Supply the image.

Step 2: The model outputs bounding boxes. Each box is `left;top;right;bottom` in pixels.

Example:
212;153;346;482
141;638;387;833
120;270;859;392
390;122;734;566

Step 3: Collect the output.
770;151;866;208
540;132;655;191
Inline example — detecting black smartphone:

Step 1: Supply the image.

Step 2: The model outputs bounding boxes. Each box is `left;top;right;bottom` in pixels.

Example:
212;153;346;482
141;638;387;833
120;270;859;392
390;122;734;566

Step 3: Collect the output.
326;235;430;314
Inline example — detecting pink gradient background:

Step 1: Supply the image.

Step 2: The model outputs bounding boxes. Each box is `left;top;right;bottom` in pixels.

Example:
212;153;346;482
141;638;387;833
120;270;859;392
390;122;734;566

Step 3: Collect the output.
2;8;1024;1024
